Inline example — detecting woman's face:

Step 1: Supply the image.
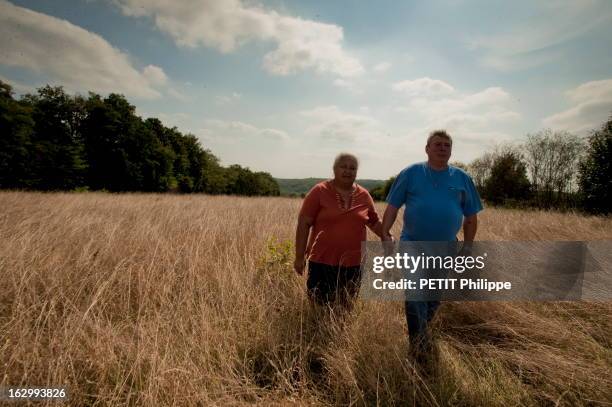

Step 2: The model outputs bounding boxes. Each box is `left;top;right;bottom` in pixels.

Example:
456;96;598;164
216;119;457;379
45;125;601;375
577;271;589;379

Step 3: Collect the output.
333;158;358;185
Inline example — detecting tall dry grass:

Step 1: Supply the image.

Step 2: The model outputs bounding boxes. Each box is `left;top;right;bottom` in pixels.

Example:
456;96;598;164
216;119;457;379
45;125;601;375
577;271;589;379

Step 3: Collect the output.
0;191;610;406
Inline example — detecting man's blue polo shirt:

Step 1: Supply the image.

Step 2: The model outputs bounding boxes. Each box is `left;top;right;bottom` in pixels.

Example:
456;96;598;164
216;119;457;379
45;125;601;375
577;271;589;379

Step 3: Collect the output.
386;162;483;241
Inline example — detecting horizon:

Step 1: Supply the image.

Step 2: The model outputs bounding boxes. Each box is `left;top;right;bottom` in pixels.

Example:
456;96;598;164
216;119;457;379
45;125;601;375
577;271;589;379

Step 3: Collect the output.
1;0;611;179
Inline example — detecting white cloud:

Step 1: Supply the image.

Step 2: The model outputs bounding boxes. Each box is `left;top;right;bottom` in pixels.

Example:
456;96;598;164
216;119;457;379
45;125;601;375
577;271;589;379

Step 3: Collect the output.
479;50;564;72
441;115;520;144
299;105;382;142
373;61;391;73
567;79;612;103
215;92;242;105
332;78;363;94
542;79;612;134
392;77;455;97
333;79;351;88
407;87;515;118
200;119;289;143
0;0;166;99
114;0;363;77
394;83;520;141
143;65;168;86
450;131;517;148
469;0;612;71
166;87;189;102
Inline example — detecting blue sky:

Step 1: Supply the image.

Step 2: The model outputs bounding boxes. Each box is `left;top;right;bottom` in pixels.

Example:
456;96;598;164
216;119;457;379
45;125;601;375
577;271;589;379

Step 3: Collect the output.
1;0;611;178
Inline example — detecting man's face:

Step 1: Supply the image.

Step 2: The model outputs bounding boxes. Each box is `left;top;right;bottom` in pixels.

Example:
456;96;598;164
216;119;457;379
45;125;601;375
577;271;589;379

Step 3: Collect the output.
426;136;452;163
333;158;358;184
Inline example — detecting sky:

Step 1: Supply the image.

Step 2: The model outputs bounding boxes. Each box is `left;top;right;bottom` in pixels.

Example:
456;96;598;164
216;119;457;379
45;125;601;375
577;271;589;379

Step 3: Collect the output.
1;0;611;179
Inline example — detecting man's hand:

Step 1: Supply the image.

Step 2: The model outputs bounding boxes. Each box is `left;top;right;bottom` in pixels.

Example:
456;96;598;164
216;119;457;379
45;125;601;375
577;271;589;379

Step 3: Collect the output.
381;205;399;241
294;257;306;275
462;214;478;242
458;241;473;257
381;205;399;257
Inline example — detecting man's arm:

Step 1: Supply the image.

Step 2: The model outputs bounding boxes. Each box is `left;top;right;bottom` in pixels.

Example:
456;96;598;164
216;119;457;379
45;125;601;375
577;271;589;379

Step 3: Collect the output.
381;205;399;241
294;215;313;275
462;214;478;242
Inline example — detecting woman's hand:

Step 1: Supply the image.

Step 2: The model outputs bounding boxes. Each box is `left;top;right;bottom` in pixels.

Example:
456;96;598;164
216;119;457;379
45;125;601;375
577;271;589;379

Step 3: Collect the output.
294;257;306;275
381;233;394;242
381;233;395;256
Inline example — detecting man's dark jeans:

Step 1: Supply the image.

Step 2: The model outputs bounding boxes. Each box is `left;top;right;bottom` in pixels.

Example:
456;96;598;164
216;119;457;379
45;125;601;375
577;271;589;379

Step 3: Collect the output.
405;300;440;352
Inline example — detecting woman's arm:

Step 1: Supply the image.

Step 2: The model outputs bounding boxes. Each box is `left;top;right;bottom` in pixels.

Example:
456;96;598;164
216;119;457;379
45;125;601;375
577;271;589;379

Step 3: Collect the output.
294;214;314;275
367;220;385;238
364;191;388;240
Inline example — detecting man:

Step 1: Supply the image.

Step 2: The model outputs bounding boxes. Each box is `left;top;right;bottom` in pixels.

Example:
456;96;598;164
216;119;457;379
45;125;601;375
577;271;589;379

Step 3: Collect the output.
381;130;483;359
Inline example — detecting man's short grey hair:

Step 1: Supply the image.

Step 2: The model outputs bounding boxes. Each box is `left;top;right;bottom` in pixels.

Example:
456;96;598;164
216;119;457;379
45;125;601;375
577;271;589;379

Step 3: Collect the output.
333;152;359;169
427;129;453;146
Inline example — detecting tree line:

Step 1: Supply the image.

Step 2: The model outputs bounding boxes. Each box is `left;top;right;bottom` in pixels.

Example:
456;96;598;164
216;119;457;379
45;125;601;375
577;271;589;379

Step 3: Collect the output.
277;178;384;197
370;118;611;215
0;81;279;196
2;80;609;212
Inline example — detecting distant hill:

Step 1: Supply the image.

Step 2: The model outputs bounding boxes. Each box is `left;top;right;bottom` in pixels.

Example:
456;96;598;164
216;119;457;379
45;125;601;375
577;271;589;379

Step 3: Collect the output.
275;178;385;196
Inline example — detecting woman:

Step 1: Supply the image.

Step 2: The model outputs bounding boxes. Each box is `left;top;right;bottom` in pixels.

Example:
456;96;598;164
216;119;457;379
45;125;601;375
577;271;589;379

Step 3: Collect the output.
294;153;387;306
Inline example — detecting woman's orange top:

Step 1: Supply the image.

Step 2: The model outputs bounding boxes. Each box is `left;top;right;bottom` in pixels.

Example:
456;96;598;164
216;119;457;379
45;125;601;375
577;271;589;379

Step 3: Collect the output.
299;180;380;267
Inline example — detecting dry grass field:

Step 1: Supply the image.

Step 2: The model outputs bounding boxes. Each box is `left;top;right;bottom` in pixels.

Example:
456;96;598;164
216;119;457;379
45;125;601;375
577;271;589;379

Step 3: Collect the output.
1;191;611;406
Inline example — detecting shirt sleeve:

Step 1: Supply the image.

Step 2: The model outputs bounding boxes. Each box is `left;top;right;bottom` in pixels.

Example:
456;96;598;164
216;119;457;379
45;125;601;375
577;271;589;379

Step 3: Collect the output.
299;184;322;219
385;170;408;209
462;174;483;217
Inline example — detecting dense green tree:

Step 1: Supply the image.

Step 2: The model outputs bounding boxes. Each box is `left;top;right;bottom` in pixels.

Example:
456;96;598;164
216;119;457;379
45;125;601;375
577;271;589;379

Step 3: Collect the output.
219;165;280;196
0;82;280;196
0;81;35;188
23;86;87;190
253;171;280;196
180;134;208;192
81;93;175;192
578;116;612;214
81;93;129;190
483;152;531;205
201;149;226;194
144;118;178;191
